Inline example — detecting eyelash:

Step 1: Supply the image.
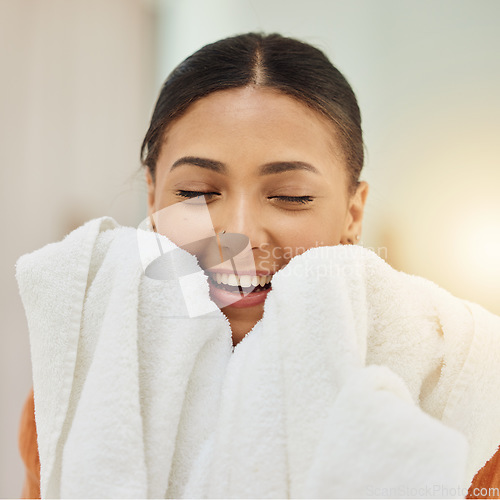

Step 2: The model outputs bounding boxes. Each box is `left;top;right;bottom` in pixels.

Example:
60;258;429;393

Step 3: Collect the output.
175;190;219;200
175;190;314;204
270;195;313;204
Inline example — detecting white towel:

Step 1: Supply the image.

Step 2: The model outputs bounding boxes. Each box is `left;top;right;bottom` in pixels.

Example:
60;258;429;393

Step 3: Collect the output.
16;216;500;499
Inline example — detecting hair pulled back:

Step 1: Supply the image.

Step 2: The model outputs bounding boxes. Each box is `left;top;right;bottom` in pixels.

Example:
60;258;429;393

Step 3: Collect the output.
141;32;364;193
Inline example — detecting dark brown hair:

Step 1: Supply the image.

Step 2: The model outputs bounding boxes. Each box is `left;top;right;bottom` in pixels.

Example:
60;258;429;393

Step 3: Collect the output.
141;32;363;193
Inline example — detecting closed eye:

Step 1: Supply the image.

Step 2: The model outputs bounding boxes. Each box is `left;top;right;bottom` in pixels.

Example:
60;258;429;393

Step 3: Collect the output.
175;190;219;200
269;195;314;204
175;191;314;205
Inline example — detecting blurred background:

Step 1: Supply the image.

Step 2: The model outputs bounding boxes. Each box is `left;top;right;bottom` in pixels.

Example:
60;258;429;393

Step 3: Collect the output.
1;0;499;496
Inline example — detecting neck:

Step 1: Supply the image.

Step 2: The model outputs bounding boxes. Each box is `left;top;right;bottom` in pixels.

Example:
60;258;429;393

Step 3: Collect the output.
227;315;261;347
220;304;264;347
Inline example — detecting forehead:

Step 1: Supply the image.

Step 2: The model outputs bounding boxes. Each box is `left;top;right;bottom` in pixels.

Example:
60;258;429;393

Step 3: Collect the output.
158;86;346;181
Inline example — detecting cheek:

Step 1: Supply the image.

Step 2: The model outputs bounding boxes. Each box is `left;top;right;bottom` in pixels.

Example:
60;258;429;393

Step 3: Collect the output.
270;211;344;261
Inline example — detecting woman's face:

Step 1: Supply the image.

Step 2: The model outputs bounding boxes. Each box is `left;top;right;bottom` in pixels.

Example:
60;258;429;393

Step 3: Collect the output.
146;86;368;345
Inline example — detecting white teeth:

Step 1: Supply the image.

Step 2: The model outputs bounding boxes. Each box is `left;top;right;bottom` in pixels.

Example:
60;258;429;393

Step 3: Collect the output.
239;275;252;288
212;272;273;288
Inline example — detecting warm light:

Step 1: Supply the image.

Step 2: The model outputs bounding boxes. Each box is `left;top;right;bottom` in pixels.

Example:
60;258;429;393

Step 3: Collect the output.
445;203;500;313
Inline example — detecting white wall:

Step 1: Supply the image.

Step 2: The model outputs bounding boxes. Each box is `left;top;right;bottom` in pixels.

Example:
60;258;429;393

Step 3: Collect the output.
155;0;500;315
0;1;155;496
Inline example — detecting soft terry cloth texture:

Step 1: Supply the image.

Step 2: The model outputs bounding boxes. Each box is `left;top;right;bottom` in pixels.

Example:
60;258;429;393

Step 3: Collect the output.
16;217;500;499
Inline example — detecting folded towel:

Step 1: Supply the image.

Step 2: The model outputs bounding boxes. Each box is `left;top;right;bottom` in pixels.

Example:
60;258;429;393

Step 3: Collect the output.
16;217;500;499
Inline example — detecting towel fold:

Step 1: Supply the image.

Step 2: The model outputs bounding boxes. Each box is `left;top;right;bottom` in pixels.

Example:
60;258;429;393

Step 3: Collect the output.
16;217;500;499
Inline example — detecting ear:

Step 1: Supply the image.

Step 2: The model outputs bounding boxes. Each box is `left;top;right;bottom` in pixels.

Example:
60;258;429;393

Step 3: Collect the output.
341;181;369;244
145;169;155;216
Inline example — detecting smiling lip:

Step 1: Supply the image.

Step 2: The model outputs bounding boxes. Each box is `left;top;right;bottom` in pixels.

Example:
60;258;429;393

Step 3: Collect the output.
207;279;272;308
203;266;276;308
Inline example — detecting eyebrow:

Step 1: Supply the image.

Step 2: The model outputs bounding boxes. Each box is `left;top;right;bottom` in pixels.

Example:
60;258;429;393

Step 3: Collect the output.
170;156;320;175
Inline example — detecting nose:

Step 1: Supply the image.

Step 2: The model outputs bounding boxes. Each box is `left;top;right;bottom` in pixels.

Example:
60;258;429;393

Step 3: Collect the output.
216;193;265;250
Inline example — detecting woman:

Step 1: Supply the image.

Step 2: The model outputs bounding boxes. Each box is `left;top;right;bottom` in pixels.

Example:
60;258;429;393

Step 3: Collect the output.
18;33;500;498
